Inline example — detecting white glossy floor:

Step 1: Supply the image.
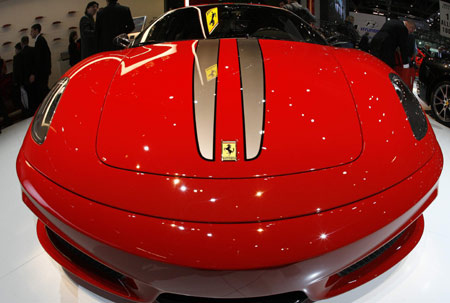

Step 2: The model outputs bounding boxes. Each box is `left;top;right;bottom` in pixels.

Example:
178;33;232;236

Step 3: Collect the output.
0;115;449;303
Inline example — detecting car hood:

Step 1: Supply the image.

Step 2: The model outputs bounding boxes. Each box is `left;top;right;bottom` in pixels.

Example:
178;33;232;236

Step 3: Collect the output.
21;43;439;222
96;39;362;178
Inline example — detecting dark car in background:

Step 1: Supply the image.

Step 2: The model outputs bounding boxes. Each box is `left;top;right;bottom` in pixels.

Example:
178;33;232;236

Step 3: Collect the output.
418;54;450;127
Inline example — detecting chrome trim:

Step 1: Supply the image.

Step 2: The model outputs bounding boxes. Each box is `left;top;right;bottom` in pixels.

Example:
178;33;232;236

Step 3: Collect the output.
193;39;220;160
237;39;265;160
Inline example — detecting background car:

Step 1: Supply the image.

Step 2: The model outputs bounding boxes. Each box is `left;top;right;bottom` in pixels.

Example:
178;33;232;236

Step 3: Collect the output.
17;4;443;303
418;53;450;127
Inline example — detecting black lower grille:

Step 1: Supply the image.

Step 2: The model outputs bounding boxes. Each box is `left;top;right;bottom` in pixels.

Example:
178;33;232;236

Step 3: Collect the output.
338;231;404;277
157;291;309;303
45;227;125;284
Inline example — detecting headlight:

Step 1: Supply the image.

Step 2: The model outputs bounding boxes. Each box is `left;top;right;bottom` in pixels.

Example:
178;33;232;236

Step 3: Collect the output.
31;77;69;144
389;73;428;141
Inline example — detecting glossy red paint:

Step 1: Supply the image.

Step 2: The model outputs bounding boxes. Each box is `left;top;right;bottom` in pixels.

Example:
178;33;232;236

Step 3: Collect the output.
33;207;426;302
307;214;425;299
97;40;362;177
17;144;442;270
19;145;439;301
415;48;426;77
21;41;439;224
416;48;425;66
16;8;444;300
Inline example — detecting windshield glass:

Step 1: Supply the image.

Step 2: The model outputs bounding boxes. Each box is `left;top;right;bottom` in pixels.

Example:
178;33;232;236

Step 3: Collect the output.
134;4;326;46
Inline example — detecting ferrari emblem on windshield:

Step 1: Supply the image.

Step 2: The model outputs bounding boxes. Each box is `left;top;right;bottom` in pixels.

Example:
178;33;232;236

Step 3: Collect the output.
222;141;237;161
206;7;219;34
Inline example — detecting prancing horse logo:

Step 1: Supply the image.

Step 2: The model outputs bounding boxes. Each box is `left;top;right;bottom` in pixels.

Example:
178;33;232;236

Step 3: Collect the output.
225;144;234;155
222;141;237;161
210;12;216;27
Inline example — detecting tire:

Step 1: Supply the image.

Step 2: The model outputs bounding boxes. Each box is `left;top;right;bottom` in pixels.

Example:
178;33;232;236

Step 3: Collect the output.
430;81;450;127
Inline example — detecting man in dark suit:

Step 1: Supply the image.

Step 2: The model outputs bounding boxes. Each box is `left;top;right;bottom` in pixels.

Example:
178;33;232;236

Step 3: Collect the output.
19;36;36;116
370;19;416;68
95;0;134;52
20;37;34;81
13;43;24;86
30;24;51;110
80;1;99;59
20;37;35;104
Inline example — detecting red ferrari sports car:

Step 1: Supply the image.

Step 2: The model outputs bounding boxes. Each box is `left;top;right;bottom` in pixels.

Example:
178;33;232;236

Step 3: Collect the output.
17;4;443;303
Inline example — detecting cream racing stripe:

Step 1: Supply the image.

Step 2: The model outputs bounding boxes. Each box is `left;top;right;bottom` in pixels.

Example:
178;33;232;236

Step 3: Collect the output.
193;39;219;161
237;39;265;160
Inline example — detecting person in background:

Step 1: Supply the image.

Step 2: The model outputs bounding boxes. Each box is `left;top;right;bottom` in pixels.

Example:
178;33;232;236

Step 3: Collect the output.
80;1;99;59
20;36;34;79
359;32;370;52
12;43;25;111
13;43;23;87
0;58;11;132
19;36;35;116
0;57;15;130
68;31;81;66
30;23;51;111
370;19;416;68
338;15;360;48
437;46;450;59
20;36;36;116
95;0;134;52
0;56;6;75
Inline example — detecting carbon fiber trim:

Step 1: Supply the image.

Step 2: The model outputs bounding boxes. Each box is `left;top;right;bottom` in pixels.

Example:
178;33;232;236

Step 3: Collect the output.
389;73;428;140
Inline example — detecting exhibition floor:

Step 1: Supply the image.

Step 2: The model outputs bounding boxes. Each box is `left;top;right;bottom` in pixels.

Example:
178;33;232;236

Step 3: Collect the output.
0;116;449;303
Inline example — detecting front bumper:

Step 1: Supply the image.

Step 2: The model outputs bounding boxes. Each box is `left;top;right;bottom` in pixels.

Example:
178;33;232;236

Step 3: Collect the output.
17;148;442;302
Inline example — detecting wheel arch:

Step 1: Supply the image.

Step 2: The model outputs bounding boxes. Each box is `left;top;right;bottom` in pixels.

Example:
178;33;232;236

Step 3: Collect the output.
429;78;450;126
428;74;450;102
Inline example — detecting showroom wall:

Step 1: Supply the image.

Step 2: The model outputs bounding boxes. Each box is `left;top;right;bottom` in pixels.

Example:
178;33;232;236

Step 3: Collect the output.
0;0;164;85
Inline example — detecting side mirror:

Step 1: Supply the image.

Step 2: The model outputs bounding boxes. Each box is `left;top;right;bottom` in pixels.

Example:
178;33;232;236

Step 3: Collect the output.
113;33;131;49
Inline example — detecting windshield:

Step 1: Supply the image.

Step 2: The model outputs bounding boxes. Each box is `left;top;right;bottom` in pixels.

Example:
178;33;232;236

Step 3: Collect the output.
134;4;326;46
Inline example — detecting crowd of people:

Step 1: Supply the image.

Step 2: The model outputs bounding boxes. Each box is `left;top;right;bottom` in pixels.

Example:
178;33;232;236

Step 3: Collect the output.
279;0;418;71
1;23;51;129
318;13;419;79
0;0;441;134
69;0;134;66
0;0;135;133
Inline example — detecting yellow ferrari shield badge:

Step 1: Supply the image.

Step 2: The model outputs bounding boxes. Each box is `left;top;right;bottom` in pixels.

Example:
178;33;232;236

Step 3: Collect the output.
222;141;237;161
205;64;218;81
206;7;219;34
